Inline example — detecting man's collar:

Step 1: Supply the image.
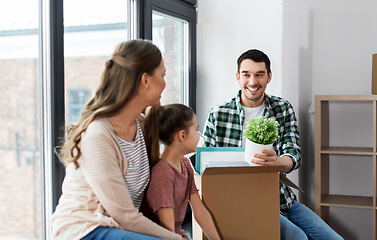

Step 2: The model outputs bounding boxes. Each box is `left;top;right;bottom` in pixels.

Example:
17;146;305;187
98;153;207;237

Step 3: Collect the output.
263;93;272;118
264;93;272;108
236;90;243;114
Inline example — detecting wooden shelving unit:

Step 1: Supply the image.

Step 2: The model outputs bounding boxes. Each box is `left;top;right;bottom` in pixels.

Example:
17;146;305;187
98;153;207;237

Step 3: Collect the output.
315;95;377;239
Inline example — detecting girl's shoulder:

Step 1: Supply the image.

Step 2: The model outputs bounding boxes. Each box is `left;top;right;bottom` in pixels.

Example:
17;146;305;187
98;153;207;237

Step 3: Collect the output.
150;159;177;182
181;157;195;174
181;157;191;165
152;159;174;174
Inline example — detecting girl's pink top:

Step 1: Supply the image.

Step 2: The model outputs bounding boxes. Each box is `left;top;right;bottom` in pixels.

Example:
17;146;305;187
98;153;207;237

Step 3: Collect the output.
142;157;199;235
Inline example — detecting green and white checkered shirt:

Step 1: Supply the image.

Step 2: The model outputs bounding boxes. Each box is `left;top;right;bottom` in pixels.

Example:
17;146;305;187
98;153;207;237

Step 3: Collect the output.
203;90;301;217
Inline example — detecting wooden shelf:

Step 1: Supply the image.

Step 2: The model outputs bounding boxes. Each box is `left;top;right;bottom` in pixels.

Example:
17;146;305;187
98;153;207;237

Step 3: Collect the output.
320;146;374;155
315;95;377;239
315;95;377;101
321;194;374;209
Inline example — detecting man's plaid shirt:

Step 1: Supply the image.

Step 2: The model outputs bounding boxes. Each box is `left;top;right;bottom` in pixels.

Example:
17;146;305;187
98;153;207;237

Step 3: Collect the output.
203;90;301;217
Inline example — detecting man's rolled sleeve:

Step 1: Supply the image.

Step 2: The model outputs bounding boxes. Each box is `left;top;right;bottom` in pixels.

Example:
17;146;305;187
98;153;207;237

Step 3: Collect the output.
268;96;301;173
283;109;301;172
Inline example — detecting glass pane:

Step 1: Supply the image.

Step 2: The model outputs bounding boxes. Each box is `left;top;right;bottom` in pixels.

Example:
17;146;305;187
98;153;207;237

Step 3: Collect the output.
0;0;41;239
64;0;129;124
152;11;189;106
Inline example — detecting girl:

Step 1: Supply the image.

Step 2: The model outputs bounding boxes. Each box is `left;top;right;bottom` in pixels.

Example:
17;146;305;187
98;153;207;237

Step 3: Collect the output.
51;40;184;240
143;104;221;240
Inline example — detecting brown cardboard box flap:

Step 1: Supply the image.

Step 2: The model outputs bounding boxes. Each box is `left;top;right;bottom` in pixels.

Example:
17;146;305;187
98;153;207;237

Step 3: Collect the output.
202;165;283;175
280;173;303;192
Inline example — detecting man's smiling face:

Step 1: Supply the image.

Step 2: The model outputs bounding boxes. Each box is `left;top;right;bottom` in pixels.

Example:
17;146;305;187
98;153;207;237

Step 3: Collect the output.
236;59;272;108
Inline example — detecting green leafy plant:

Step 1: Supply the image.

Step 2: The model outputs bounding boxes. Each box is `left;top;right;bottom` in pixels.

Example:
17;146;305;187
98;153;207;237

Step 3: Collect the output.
244;116;279;145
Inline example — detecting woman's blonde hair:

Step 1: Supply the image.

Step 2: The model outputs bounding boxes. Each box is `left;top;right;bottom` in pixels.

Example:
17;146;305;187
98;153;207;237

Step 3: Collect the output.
58;39;162;168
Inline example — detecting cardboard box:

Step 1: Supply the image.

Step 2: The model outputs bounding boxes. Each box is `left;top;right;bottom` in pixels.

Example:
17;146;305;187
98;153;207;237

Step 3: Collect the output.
372;54;377;94
193;166;282;240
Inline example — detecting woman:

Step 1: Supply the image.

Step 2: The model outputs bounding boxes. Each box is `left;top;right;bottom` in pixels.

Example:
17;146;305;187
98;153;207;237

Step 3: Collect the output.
51;39;183;240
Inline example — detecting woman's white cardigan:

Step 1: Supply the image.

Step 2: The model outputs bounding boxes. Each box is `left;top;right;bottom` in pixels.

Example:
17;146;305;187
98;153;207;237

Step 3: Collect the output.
51;117;181;240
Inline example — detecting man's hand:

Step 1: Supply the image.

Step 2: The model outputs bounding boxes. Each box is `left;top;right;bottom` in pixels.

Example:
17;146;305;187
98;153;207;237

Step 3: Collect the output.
252;149;293;173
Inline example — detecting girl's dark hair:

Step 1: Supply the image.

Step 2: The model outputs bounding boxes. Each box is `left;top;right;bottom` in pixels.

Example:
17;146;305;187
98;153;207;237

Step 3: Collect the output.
144;103;195;167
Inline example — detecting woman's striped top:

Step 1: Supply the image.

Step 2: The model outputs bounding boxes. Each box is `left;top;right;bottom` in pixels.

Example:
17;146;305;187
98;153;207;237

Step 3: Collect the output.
116;119;150;209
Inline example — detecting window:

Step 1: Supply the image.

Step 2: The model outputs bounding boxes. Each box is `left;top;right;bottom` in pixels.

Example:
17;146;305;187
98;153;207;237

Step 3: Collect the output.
63;0;130;124
67;89;91;123
0;0;41;239
143;0;197;111
0;0;196;239
153;11;189;105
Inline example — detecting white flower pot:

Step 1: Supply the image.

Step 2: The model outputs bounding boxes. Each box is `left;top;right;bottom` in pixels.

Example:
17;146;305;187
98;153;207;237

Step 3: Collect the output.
244;139;273;166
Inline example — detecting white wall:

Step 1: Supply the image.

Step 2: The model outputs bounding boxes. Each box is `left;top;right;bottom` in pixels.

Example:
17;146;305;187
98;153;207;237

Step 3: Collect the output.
312;0;377;96
197;0;377;238
196;0;284;129
282;0;314;208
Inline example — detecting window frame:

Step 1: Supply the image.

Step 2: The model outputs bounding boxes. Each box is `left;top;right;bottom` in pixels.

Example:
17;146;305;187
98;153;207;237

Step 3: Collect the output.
43;0;197;238
40;0;65;238
141;0;197;112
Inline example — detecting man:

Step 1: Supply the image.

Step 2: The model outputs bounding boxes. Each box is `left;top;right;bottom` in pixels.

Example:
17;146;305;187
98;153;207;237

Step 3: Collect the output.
203;49;343;239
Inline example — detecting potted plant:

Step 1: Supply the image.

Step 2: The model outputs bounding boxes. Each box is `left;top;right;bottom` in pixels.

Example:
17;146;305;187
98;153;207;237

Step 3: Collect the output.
244;116;279;166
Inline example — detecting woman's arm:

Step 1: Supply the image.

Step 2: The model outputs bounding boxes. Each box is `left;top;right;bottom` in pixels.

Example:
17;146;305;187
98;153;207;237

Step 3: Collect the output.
158;208;175;232
79;122;182;240
189;192;220;240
